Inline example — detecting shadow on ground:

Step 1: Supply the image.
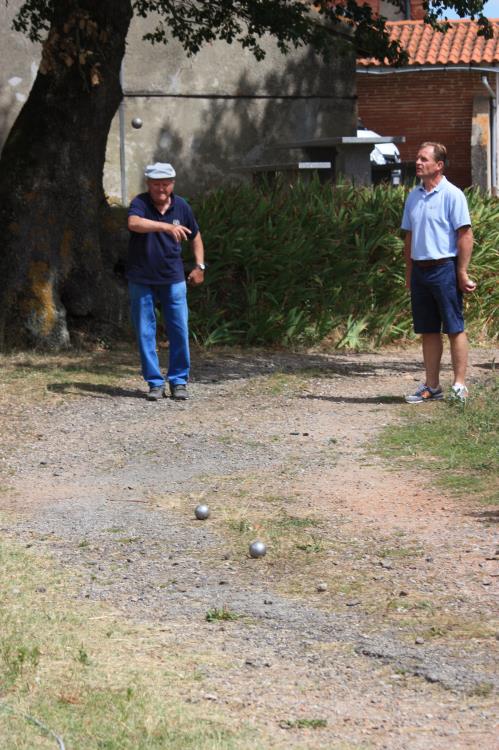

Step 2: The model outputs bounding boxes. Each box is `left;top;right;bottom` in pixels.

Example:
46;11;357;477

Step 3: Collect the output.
11;346;497;393
47;383;145;399
190;350;425;383
300;394;404;404
467;509;499;524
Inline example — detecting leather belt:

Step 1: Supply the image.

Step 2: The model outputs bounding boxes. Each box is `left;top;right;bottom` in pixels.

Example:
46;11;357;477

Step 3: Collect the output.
413;258;454;267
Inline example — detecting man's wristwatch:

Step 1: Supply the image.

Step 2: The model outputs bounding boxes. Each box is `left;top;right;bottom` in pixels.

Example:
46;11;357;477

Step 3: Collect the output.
195;263;206;271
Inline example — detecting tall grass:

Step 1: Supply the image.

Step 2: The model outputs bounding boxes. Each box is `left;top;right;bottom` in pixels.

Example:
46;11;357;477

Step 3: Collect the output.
188;179;498;348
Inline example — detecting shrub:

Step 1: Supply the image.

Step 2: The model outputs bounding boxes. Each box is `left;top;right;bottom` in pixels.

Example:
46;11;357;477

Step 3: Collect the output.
188;178;498;348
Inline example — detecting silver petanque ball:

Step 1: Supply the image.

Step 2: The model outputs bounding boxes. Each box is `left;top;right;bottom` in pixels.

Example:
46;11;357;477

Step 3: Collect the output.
249;540;267;558
131;117;143;129
194;504;210;520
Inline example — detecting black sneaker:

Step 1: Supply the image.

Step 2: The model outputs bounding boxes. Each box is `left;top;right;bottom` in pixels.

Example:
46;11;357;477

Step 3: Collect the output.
169;383;188;400
147;385;165;401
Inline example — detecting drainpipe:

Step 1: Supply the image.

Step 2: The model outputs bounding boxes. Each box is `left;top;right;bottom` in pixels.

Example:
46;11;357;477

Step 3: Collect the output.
119;63;128;205
497;71;499;195
481;75;497;191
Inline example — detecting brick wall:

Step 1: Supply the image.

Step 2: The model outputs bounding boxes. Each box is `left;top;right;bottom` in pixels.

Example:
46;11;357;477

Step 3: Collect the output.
359;0;424;19
356;70;487;188
409;0;425;20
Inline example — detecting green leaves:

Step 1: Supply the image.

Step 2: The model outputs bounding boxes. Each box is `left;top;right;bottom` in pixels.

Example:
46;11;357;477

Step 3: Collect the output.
189;179;498;349
11;1;491;66
189;178;404;348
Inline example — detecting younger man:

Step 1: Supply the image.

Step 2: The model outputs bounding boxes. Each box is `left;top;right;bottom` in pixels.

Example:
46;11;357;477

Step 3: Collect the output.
401;142;476;403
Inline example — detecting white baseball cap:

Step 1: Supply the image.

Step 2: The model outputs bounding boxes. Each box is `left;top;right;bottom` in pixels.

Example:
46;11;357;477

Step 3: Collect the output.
144;162;176;179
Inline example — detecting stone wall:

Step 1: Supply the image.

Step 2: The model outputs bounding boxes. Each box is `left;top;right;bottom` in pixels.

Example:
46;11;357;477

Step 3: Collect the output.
107;15;356;201
0;4;357;203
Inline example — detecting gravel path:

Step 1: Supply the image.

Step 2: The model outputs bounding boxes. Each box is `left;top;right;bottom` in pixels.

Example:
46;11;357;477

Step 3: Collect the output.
1;346;498;748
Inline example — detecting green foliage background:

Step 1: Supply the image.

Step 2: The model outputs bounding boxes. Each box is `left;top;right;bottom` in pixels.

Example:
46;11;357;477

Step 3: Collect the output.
187;180;498;348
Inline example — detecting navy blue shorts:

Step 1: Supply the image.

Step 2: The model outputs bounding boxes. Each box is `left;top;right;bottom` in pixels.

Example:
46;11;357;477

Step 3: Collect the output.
410;260;464;334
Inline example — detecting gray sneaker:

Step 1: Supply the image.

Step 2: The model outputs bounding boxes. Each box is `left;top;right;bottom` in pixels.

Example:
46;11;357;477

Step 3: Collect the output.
170;383;188;400
147;385;165;401
405;383;444;404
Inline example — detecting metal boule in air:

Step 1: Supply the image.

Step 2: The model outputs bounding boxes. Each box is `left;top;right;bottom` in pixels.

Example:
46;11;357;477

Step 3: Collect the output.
249;540;267;558
195;504;210;520
131;117;143;129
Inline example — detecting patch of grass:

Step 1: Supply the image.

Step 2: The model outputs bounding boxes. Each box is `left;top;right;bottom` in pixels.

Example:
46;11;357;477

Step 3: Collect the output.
76;646;90;665
0;540;253;749
117;537;140;544
420;617;497;642
337;581;363;596
266;373;294;396
386;598;411;612
217;435;234;445
280;717;328;729
241;372;303;397
468;682;494;697
378;377;499;504
274;515;320;529
296;538;324;554
205;607;240;623
224;505;323;560
378;545;424;559
1;642;40;691
386;598;435;614
413;599;434;612
228;519;253;534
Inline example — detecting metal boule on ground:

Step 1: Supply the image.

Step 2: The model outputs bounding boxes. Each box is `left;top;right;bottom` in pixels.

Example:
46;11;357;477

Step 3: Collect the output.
249;540;267;558
194;504;210;520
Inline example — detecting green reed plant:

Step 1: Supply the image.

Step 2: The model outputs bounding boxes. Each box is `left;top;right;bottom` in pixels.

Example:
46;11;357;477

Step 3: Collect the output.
188;178;498;348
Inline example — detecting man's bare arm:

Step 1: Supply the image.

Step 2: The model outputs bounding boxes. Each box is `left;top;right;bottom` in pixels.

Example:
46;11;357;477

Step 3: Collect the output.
128;215;192;242
187;232;205;287
456;226;476;293
403;231;412;290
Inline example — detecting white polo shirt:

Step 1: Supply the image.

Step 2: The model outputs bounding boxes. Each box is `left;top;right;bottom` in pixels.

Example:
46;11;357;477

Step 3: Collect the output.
401;176;471;261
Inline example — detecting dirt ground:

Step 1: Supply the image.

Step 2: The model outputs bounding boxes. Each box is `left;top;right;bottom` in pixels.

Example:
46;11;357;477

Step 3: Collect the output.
1;344;498;749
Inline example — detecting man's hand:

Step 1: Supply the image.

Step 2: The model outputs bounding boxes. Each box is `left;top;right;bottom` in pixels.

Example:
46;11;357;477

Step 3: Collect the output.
164;223;192;242
187;267;204;286
457;271;477;293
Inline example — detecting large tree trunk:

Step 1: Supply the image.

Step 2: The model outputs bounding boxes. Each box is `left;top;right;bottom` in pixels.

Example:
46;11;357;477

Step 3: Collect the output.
0;0;133;349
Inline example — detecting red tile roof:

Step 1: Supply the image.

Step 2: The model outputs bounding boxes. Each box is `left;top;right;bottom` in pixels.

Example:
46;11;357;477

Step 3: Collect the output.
358;19;499;67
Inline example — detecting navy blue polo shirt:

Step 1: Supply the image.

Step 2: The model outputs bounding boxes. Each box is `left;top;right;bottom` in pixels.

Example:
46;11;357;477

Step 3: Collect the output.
126;192;199;285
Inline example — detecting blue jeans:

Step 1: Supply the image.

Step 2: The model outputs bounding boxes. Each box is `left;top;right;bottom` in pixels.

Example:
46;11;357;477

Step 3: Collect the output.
129;281;190;388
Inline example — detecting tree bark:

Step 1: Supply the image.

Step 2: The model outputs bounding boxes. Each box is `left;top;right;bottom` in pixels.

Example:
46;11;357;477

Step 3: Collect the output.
0;0;133;349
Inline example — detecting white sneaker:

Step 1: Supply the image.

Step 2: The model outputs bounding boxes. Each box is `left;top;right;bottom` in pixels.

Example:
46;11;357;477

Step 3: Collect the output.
450;384;469;402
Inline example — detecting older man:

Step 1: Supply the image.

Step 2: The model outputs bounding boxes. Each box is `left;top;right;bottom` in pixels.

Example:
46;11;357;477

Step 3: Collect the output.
127;162;205;400
401;142;476;403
